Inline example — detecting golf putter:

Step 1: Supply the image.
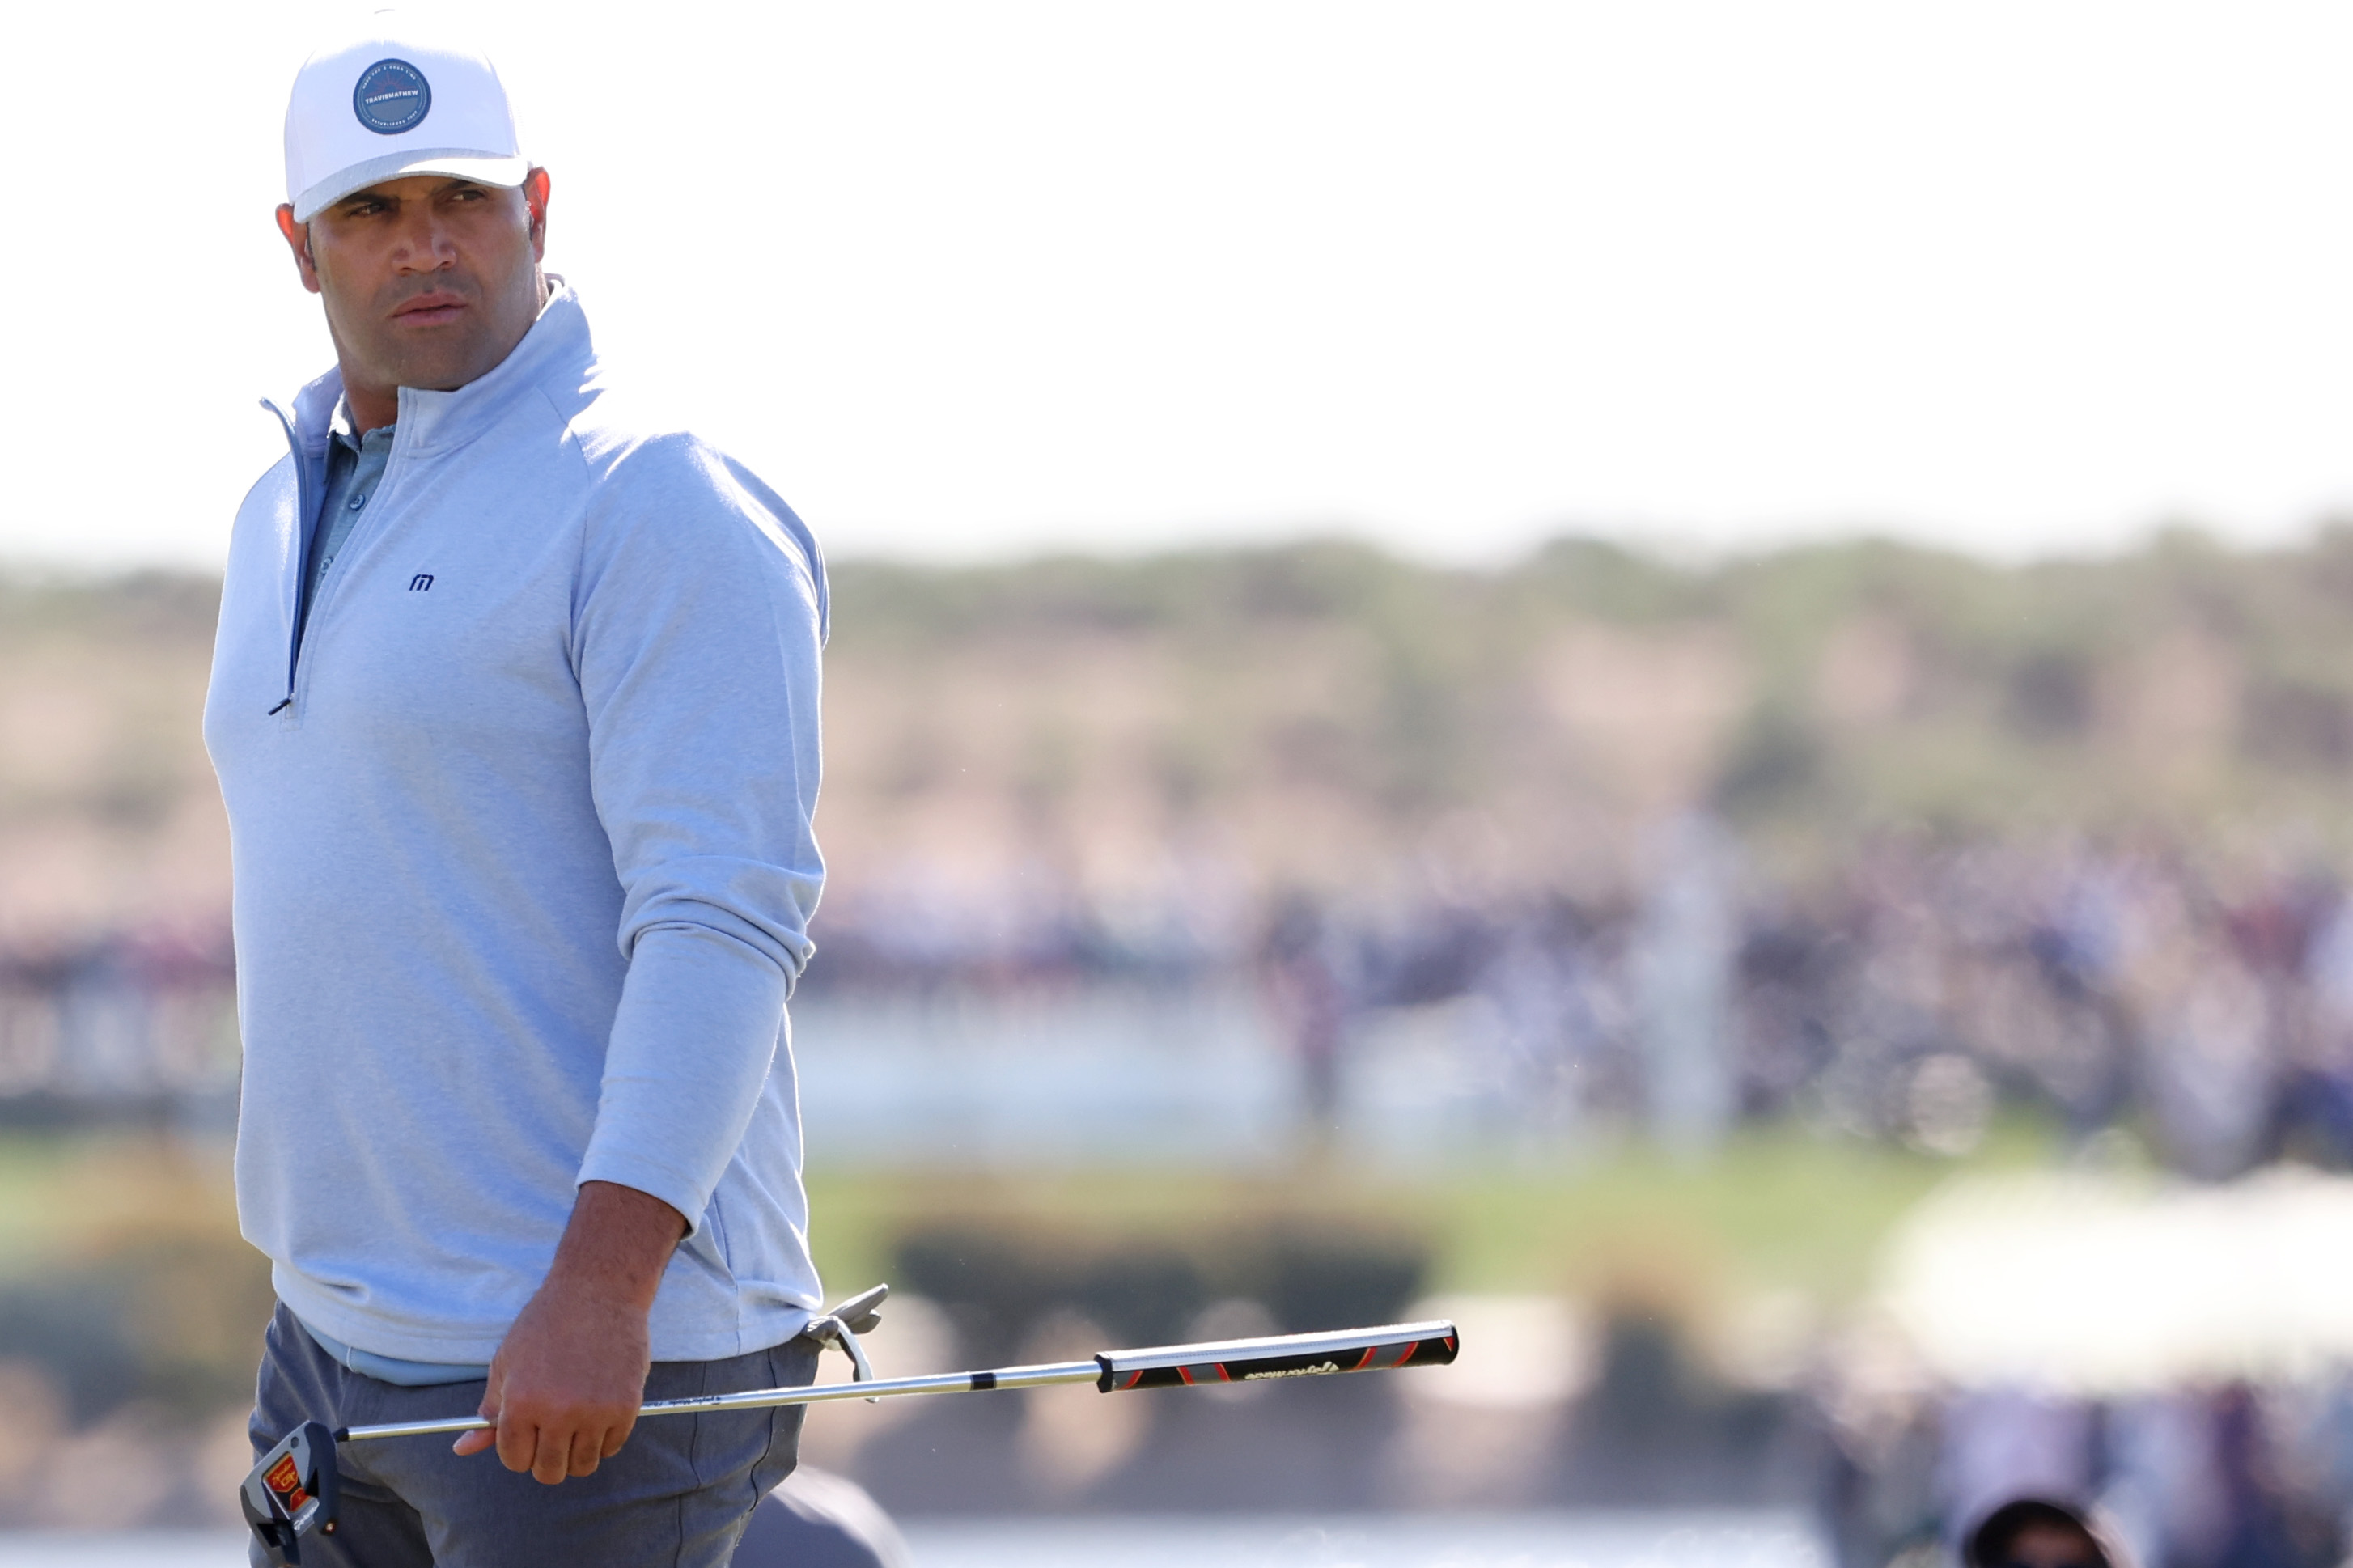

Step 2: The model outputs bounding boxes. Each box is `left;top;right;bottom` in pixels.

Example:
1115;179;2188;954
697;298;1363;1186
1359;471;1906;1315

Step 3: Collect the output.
244;1288;1458;1566
240;1283;892;1565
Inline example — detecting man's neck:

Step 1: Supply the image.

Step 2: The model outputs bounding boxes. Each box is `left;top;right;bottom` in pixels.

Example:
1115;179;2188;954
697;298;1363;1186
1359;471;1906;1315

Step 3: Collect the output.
343;383;400;438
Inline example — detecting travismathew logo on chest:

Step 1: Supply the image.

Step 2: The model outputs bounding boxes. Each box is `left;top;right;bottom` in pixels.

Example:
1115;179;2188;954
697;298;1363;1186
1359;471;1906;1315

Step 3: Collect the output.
409;574;435;592
353;59;431;134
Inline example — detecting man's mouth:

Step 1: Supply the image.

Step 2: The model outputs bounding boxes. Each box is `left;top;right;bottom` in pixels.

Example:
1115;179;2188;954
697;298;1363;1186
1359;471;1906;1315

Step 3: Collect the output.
391;291;468;327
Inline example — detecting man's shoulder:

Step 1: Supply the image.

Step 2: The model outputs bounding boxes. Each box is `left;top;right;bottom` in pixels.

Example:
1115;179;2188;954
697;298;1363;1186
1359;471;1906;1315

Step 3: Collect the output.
230;375;334;533
226;450;299;562
558;388;820;574
238;449;299;511
555;384;732;489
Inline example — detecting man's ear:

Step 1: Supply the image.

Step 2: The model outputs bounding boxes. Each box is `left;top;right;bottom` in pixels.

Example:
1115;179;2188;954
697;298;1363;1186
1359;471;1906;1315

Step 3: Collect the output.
523;167;552;260
274;204;323;295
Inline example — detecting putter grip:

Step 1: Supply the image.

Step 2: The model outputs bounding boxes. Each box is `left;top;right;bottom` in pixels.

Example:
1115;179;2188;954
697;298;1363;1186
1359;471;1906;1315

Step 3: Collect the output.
1095;1318;1458;1392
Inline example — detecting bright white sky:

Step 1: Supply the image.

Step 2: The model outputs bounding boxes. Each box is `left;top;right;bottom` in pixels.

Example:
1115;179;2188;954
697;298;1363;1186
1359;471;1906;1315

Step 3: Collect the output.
8;2;2353;570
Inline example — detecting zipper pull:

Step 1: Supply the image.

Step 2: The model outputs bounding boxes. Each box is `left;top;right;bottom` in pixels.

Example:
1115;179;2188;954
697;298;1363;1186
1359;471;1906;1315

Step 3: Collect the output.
268;697;293;716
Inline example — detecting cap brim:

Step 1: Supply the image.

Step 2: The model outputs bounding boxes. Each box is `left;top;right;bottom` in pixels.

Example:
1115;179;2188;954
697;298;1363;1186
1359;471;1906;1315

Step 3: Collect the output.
292;150;530;222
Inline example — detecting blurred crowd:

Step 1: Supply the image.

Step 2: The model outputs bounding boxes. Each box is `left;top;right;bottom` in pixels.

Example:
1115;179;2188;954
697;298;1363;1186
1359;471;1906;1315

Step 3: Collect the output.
19;818;2353;1184
0;926;235;1109
1823;1378;2353;1568
807;816;2353;1180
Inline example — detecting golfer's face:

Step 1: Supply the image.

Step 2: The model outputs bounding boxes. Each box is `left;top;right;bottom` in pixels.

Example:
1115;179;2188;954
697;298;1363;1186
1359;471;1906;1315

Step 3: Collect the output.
298;174;545;402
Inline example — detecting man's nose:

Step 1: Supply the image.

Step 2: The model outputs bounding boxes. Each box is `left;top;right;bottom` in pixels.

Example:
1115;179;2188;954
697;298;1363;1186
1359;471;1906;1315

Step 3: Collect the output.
390;206;459;272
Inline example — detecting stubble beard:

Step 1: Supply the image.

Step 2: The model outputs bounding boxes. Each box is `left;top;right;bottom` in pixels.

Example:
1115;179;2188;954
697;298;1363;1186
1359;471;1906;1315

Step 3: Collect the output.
320;254;545;405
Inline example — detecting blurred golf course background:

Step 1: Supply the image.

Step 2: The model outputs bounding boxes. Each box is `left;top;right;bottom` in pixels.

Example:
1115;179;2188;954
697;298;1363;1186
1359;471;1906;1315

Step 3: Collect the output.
7;533;2353;1561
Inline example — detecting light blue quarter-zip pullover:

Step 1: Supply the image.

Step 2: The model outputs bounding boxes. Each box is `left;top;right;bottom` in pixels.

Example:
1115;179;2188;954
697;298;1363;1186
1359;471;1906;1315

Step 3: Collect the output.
205;281;829;1366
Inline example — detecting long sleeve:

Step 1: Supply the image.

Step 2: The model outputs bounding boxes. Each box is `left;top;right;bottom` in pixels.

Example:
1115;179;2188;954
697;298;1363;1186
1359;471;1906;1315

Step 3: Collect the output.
569;435;827;1231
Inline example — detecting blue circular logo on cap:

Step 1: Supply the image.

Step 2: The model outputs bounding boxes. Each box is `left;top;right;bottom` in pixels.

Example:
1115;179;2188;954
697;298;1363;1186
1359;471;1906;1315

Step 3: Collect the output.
352;59;431;135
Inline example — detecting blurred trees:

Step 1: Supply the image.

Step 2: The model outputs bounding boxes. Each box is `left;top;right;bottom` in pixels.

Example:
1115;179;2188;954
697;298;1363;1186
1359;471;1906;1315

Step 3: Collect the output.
816;526;2353;912
18;527;2353;947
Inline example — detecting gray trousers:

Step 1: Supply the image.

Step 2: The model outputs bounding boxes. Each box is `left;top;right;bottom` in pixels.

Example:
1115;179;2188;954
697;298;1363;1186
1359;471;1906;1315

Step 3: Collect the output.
249;1303;817;1568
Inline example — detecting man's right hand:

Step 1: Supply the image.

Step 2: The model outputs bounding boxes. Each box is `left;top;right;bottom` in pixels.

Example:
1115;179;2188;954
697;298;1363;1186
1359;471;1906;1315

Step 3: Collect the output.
453;1180;686;1484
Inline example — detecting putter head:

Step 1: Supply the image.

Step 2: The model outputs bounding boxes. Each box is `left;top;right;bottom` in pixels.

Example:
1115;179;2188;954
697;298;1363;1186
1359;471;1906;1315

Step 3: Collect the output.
240;1420;341;1566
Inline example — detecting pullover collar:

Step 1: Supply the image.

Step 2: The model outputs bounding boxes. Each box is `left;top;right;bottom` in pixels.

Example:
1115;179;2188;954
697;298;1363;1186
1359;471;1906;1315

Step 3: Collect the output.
277;274;589;460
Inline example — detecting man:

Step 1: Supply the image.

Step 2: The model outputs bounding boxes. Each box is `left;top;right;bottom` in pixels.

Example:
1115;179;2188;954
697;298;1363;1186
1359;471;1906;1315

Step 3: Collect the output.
205;16;829;1565
1964;1498;2133;1568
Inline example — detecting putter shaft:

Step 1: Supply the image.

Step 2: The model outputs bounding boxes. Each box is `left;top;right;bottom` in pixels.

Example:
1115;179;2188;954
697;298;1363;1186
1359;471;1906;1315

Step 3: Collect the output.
336;1318;1461;1443
339;1360;1102;1443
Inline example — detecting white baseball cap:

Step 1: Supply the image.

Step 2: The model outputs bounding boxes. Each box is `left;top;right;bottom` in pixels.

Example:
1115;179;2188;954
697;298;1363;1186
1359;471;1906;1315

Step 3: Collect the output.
284;15;528;222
